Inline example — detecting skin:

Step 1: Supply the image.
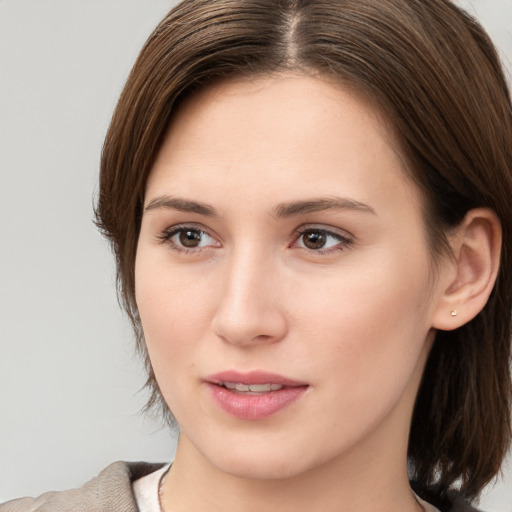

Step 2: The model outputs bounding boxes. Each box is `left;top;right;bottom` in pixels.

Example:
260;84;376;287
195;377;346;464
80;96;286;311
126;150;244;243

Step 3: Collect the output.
135;73;453;512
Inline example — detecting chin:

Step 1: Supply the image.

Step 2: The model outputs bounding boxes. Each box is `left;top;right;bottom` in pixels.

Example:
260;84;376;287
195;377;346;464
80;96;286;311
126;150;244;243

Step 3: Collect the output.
199;437;326;482
218;455;307;481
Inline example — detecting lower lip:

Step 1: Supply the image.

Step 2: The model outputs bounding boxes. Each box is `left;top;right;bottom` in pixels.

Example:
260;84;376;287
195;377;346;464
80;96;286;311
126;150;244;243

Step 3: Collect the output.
206;383;308;420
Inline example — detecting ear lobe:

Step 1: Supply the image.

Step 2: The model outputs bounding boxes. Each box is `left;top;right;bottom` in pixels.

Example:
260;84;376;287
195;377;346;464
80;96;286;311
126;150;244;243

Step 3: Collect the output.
432;208;502;331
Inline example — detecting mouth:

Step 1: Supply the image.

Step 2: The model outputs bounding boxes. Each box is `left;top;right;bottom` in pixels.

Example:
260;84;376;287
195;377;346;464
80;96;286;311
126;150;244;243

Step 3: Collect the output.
205;371;309;420
217;382;286;395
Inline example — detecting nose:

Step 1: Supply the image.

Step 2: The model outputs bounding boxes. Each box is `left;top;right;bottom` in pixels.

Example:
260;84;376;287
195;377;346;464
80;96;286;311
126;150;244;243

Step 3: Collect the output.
211;250;288;347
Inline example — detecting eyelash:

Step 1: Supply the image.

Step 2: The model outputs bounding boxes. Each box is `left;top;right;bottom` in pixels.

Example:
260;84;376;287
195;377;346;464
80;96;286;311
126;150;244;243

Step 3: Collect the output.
156;224;354;255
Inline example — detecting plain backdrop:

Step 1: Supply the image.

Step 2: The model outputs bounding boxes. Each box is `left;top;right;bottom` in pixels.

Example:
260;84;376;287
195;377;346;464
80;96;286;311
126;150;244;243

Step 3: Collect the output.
0;0;511;510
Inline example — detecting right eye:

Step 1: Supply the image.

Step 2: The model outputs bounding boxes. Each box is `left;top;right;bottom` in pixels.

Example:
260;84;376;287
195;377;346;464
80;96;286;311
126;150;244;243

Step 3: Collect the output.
159;225;221;252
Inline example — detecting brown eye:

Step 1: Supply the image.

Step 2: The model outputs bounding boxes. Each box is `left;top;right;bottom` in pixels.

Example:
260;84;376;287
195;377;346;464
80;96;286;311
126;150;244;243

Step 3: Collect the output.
294;228;351;253
162;226;221;251
302;231;327;250
179;229;203;247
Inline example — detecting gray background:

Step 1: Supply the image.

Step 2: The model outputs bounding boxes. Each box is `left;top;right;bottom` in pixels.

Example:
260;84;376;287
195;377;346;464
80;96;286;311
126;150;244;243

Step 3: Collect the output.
0;1;511;510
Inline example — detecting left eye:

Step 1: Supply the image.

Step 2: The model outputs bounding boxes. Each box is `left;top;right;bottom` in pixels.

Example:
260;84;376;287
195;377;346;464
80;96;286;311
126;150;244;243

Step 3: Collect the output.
294;229;349;251
163;227;219;250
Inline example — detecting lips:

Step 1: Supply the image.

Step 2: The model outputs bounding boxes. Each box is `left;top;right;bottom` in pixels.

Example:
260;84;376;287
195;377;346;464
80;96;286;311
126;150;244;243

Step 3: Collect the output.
205;370;309;420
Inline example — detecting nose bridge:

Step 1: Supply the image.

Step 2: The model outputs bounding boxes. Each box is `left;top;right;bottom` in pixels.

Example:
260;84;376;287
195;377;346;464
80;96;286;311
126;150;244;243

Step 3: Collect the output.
212;243;287;346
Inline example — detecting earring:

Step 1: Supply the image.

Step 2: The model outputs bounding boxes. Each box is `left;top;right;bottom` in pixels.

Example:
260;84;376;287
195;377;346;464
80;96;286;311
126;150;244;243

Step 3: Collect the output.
450;309;457;317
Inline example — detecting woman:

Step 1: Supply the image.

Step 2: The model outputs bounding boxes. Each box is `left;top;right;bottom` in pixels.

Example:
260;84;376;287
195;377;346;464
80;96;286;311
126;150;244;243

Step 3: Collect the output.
3;0;511;511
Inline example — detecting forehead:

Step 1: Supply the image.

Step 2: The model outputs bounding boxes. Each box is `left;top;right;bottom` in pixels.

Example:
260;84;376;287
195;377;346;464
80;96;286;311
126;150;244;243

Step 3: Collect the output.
163;72;396;156
146;72;417;214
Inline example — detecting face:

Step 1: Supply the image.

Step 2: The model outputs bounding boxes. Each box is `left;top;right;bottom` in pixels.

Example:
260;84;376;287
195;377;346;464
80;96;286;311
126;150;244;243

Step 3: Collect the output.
135;74;443;481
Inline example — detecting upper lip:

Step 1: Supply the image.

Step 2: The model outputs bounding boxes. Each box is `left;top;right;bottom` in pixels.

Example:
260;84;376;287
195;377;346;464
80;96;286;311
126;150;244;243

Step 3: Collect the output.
205;370;308;387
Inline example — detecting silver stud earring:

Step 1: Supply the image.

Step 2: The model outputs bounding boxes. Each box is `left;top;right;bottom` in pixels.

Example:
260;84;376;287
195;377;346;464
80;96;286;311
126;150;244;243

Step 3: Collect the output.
450;309;457;317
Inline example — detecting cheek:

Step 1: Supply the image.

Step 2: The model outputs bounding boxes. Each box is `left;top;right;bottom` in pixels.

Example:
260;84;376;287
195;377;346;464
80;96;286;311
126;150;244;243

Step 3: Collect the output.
134;251;210;370
291;249;433;392
284;270;431;451
135;265;209;418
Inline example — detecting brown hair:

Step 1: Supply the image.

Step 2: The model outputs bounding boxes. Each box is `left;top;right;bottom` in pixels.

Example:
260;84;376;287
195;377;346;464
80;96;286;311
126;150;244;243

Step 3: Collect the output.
95;0;512;500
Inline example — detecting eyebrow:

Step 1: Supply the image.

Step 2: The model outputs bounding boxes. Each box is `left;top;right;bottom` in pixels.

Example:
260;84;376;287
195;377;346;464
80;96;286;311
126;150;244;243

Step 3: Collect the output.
273;197;376;218
144;195;376;218
144;196;217;216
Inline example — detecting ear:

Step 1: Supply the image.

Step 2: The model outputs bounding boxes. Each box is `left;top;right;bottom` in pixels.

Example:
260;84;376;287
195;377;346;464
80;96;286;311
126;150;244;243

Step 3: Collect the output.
432;208;502;331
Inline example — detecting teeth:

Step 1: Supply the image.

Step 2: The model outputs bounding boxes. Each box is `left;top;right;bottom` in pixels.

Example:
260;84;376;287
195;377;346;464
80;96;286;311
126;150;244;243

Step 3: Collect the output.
222;382;284;393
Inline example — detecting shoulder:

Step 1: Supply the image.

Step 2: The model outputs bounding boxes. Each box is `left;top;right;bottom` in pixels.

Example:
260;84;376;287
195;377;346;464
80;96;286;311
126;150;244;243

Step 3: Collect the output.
0;461;166;512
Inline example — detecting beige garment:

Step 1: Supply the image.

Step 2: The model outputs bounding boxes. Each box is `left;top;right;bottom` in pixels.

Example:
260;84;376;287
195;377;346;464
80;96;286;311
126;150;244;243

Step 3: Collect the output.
0;461;165;512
